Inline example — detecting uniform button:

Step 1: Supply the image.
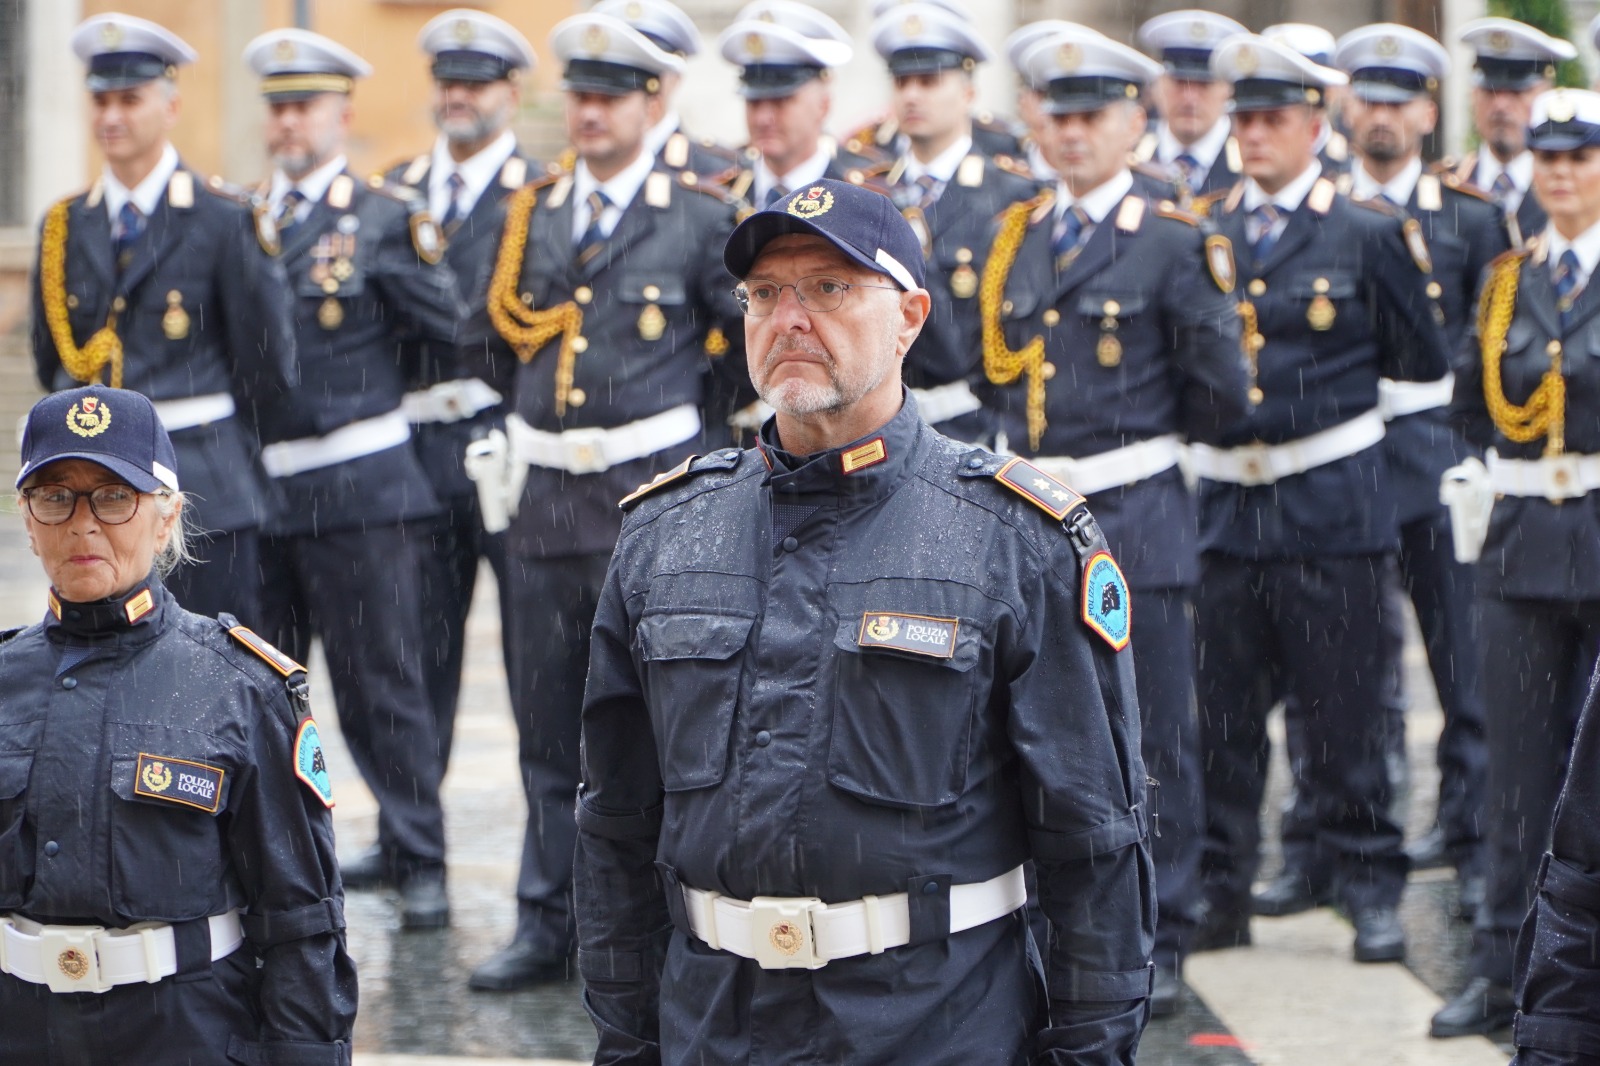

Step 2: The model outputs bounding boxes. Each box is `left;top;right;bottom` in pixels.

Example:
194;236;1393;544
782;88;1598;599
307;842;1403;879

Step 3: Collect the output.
575;286;593;305
1247;279;1267;297
60;677;77;690
112;296;127;312
567;388;587;408
755;730;772;747
1041;309;1060;327
966;457;984;469
781;536;799;552
43;841;59;857
922;880;939;895
66;610;81;621
1042;361;1057;381
572;336;589;353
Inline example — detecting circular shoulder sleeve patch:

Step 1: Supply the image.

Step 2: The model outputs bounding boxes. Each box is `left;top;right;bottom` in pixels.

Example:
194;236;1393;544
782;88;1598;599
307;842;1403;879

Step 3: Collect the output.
1081;550;1132;651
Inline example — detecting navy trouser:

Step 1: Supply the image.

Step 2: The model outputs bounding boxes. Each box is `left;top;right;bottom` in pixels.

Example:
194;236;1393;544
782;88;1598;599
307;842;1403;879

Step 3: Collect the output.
500;550;613;957
1470;596;1600;985
168;527;262;632
1197;552;1409;916
258;524;447;875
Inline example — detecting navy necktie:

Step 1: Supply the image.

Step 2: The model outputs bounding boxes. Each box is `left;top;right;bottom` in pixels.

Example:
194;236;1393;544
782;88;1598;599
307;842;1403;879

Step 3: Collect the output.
112;202;144;265
1174;153;1201;184
440;172;467;230
1250;203;1282;260
1052;206;1090;268
1555;249;1583;324
276;189;307;236
1490;171;1516;207
913;174;940;209
576;189;612;261
764;183;790;208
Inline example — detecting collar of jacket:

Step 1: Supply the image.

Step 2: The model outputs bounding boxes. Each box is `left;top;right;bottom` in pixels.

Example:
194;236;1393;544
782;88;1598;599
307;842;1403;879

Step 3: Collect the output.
757;387;928;503
45;575;169;640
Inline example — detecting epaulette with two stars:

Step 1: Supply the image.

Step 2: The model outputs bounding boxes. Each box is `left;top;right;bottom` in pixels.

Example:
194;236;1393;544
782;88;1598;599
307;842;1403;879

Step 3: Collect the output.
989;456;1087;521
618;449;744;511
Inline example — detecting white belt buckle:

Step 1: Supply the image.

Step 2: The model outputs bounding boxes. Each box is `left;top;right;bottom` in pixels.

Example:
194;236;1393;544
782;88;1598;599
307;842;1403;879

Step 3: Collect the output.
39;925;109;994
561;427;611;475
1544;455;1585;500
748;896;826;970
1234;442;1275;487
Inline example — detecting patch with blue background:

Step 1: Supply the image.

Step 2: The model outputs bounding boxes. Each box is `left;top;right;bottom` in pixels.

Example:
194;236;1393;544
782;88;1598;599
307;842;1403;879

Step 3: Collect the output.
294;719;335;807
1082;551;1131;651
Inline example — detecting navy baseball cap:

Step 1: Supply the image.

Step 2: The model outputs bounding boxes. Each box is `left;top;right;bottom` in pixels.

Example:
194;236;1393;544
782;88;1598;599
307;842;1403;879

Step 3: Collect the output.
724;179;926;291
16;387;180;493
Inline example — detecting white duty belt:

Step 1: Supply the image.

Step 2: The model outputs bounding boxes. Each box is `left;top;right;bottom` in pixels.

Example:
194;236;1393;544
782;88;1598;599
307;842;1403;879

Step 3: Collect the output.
152;393;237;432
260;409;412;478
1025;435;1182;497
1378;375;1454;421
1488;451;1600;501
401;378;503;425
0;910;242;994
506;404;701;476
910;381;983;427
1186;409;1386;487
682;865;1027;971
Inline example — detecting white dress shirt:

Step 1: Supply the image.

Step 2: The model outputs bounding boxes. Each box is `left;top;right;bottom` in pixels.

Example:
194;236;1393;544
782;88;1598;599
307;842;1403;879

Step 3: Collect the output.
1241;161;1323;246
269;155;349;223
1350;157;1423;206
1477;146;1534;217
752;144;832;207
428;129;517;222
103;142;179;221
1157;118;1231;188
570;148;657;244
1545;217;1600;293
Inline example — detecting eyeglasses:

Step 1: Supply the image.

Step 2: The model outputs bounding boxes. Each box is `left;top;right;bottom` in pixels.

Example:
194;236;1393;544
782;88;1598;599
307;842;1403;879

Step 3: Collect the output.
733;275;901;317
20;484;150;526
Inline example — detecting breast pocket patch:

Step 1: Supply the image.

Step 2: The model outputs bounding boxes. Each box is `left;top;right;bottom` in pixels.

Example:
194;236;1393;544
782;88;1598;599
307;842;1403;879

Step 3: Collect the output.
133;753;225;813
1082;551;1132;651
857;612;959;659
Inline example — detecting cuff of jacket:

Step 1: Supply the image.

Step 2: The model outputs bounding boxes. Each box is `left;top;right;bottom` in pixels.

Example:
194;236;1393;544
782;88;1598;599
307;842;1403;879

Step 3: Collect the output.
225;1037;351;1066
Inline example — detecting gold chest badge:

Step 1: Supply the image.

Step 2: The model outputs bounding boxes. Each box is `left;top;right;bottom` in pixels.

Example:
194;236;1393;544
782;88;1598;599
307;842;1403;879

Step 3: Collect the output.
950;247;977;299
1097;300;1123;367
638;303;666;342
162;290;190;340
318;296;344;330
1307;278;1336;331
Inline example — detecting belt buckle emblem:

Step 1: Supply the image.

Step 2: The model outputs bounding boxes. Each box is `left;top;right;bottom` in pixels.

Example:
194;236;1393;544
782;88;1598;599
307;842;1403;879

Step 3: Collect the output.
562;427;611;475
1236;442;1274;487
1544;454;1584;501
39;925;109;993
748;896;825;970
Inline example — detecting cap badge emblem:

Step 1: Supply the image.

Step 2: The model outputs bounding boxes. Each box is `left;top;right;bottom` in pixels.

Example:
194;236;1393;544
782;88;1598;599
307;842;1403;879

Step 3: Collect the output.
66;397;111;439
787;186;834;219
746;32;766;59
582;25;609;55
1488;30;1511;54
452;18;475;43
275;39;297;62
100;22;124;47
1376;36;1399;58
769;920;804;956
1549;92;1576;123
865;615;901;642
903;14;923;37
1235;45;1258;75
1058;42;1081;72
58;949;91;981
140;759;173;794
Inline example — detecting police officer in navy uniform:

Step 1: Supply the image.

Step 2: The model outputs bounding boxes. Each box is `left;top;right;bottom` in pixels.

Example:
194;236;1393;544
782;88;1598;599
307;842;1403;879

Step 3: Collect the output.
1451;18;1575;246
594;0;736;178
1513;667;1600;1063
32;14;298;628
575;176;1153;1066
1259;25;1509;924
462;12;746;990
1134;10;1247;205
244;28;465;930
0;387;354;1065
378;9;535;789
984;24;1248;1015
858;3;1040;442
1433;88;1600;1039
1189;35;1451;964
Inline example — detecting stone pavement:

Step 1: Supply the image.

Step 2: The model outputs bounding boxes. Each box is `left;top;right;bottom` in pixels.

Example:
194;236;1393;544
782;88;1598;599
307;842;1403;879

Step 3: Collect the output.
0;508;1514;1064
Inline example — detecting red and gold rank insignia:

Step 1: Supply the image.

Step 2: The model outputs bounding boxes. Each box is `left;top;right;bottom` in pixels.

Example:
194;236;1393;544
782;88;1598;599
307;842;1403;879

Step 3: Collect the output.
993;457;1085;520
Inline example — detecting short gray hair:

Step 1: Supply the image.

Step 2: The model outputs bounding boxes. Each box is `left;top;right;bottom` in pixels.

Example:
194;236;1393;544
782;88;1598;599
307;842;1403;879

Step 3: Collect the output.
152;490;197;577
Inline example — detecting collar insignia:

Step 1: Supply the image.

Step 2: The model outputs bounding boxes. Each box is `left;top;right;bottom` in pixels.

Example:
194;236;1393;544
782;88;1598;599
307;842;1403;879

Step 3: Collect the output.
124;588;154;625
840;437;887;474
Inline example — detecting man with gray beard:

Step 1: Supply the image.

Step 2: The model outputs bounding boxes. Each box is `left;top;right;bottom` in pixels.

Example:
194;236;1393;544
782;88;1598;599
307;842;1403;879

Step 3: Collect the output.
243;27;466;931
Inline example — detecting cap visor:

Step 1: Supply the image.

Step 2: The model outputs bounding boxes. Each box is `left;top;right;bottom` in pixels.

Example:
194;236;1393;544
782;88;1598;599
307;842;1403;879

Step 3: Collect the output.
1352;83;1425;105
1529;130;1600;152
1043;95;1122;115
725;213;905;288
86;73;161;92
17;452;166;493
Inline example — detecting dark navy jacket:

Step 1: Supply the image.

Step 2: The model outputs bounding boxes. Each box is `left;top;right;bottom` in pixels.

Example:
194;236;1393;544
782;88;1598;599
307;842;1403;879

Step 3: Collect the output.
0;579;356;1061
32;165;297;533
1450;153;1547;246
467;163;746;559
1201;175;1452;557
1454;244;1600;601
987;187;1249;588
257;171;464;536
385;148;536;502
575;398;1154;1065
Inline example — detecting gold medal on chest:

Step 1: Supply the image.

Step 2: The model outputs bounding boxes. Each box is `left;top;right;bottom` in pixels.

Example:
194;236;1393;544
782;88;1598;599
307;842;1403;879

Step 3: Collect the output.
950;264;978;299
331;257;354;282
638;303;666;341
162;290;190;340
1307;294;1336;331
1097;333;1122;367
318;296;344;330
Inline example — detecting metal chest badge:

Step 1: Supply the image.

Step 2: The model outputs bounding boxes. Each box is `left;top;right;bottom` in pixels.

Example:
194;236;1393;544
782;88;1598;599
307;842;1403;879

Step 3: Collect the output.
1307;278;1336;331
294;718;335;807
1081;550;1131;651
162;290;190;340
950;247;978;299
1097;301;1123;367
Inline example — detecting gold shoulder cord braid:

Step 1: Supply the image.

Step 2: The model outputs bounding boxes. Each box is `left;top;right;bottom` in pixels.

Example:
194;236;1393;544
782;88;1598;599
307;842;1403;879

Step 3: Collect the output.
980;194;1052;450
485;184;584;417
40;199;125;387
1479;251;1565;455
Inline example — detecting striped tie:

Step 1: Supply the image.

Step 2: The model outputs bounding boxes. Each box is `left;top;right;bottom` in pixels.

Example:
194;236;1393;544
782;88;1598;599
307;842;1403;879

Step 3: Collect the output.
575;189;612;261
112;202;145;268
440;172;467;230
1555;249;1583;325
1250;203;1281;260
1052;206;1090;269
